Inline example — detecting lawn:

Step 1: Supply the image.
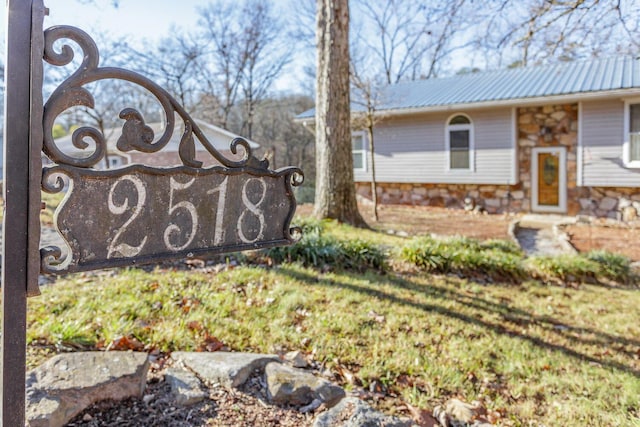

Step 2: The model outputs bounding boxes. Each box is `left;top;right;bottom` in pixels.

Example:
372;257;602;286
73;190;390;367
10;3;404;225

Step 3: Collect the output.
25;217;640;426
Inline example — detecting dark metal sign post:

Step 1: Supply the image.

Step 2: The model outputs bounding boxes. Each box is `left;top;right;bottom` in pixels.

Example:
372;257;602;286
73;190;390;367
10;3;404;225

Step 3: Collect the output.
2;2;302;424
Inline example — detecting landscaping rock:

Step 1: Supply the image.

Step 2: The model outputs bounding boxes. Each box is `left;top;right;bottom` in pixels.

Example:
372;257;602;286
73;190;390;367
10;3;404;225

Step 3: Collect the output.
622;206;637;222
285;350;309;368
599;197;617;211
165;367;207;406
313;397;413;427
172;351;279;388
433;398;494;427
445;398;476;423
26;351;149;427
265;362;345;407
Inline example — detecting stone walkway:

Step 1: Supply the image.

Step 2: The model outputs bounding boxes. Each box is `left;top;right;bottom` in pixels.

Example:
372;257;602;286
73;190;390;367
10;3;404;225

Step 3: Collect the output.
512;214;577;256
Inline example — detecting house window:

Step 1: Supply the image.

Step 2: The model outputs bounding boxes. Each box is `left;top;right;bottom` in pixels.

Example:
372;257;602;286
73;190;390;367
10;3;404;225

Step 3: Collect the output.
626;103;640;165
352;132;366;171
446;114;473;170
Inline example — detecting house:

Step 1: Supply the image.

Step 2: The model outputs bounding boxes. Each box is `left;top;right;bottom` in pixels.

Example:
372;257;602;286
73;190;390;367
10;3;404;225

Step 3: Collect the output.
49;118;259;170
298;56;640;220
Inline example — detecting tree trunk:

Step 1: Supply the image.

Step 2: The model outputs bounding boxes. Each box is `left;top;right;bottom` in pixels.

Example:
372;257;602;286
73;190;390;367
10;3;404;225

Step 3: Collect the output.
314;0;366;226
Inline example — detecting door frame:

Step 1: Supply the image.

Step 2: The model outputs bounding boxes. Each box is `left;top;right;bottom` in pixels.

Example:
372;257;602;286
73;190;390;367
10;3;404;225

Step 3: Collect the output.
531;146;567;213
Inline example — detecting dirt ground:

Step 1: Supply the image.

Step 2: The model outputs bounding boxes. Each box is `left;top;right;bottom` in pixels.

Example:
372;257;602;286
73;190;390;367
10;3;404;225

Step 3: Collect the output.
299;204;640;261
564;222;640;261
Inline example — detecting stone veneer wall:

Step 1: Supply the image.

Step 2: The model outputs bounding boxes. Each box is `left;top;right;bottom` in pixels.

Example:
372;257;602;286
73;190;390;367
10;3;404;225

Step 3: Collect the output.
355;182;523;214
519;104;640;220
356;103;640;220
517;104;580;214
576;188;640;221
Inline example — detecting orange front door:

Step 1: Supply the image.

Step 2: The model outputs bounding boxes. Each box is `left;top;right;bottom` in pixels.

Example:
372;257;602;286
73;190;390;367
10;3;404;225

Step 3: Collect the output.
537;152;560;206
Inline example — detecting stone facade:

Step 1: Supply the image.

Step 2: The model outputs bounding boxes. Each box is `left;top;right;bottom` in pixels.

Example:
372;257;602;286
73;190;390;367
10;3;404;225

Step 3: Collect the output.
517;104;580;215
356;102;640;220
355;182;524;214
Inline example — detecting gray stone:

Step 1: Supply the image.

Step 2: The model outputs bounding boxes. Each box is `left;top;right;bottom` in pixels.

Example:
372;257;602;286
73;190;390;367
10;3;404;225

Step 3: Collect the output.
511;190;524;200
265;362;345;407
26;351;149;427
285;350;309;368
579;198;595;210
434;398;492;427
484;198;501;208
172;351;279;388
165;367;207;406
444;398;475;423
599;197;618;211
313;397;412;427
300;398;323;414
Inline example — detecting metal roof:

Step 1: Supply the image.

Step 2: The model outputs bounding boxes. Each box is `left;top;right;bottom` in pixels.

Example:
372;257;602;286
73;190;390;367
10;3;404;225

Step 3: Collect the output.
297;56;640;119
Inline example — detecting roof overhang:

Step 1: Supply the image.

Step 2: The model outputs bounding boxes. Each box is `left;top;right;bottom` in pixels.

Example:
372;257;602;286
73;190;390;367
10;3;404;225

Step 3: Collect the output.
296;87;640;124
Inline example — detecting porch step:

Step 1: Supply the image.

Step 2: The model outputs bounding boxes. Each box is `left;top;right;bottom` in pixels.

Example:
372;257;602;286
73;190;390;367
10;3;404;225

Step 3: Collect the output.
511;215;577;256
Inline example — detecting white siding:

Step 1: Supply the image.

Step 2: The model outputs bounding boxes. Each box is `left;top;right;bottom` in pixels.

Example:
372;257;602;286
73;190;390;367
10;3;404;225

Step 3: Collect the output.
581;99;640;187
354;108;514;184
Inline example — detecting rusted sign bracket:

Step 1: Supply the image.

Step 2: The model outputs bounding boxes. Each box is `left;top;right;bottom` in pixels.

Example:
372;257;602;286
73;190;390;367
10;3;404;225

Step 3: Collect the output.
2;2;302;425
2;0;45;425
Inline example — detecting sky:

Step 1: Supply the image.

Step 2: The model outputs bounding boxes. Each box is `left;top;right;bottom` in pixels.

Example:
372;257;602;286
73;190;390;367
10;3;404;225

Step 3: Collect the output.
1;0;307;92
2;1;210;45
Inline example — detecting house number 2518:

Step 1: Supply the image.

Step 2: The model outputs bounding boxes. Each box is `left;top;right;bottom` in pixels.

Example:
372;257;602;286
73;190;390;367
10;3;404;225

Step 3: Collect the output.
106;174;269;259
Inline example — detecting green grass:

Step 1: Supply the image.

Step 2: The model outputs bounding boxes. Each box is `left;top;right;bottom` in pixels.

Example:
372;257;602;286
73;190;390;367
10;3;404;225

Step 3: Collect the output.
24;219;640;426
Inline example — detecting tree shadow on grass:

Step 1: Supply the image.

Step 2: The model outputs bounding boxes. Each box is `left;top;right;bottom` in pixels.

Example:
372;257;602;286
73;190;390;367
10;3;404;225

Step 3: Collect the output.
278;266;640;378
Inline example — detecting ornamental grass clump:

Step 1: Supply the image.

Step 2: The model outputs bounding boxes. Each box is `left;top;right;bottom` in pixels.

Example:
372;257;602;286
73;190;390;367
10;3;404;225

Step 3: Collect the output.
400;236;526;283
585;250;634;284
526;254;600;283
263;223;386;272
337;238;387;272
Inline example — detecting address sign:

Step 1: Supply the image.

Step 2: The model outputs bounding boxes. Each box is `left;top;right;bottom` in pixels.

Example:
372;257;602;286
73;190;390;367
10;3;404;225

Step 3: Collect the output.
39;24;303;275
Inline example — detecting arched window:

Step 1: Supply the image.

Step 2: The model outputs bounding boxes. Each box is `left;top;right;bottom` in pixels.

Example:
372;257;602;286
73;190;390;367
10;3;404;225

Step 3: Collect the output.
446;114;473;170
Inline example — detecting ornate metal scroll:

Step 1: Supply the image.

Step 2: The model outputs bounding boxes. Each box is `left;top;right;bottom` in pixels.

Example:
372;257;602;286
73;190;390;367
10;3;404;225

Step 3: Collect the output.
40;25;303;275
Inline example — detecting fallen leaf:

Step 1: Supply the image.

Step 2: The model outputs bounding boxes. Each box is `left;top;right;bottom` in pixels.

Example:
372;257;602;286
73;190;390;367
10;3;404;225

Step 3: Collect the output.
107;335;144;351
406;403;439;427
187;321;203;331
197;332;224;352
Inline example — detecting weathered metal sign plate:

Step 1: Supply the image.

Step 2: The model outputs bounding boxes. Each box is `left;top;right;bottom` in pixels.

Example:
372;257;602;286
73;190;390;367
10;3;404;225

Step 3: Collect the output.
41;164;301;274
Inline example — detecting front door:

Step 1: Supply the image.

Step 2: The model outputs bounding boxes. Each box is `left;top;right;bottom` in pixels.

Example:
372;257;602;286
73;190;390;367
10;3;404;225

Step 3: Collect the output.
532;147;566;213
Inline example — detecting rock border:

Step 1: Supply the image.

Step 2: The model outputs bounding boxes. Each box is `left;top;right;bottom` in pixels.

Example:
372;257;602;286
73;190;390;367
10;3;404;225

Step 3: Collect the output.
26;351;415;427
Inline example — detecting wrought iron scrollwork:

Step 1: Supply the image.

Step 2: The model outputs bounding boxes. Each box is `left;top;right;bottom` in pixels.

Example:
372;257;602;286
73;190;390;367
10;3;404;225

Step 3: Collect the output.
42;25;264;169
40;24;304;277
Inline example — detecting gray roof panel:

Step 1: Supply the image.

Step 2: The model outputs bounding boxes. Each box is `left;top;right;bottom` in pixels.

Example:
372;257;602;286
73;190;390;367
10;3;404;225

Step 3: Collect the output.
296;56;640;119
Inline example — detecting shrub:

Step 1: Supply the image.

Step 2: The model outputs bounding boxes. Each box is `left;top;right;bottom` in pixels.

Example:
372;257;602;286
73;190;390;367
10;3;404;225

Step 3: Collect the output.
480;239;523;255
264;231;386;272
337;239;387;272
292;216;326;235
400;236;526;283
585;250;633;284
526;254;599;283
266;233;338;267
400;236;453;272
